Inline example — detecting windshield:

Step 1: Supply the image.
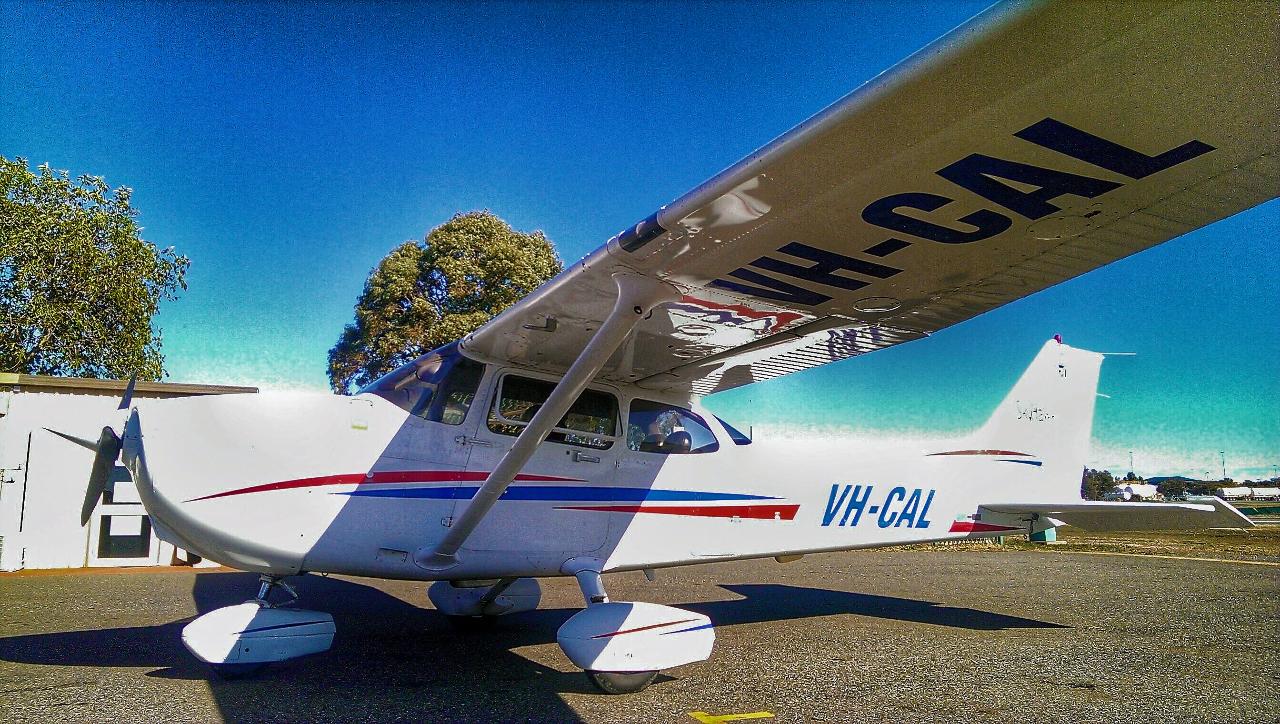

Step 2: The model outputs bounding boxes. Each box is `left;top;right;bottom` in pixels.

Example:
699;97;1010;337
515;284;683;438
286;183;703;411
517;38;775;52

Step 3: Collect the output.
361;342;484;424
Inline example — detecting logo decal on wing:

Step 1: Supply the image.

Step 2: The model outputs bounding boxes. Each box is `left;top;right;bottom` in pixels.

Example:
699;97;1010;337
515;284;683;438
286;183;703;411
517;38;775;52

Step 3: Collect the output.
668;295;806;335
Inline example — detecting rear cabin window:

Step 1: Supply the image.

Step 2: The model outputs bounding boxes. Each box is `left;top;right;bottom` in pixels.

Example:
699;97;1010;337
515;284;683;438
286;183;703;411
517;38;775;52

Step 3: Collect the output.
487;375;618;449
627;400;720;454
361;343;485;425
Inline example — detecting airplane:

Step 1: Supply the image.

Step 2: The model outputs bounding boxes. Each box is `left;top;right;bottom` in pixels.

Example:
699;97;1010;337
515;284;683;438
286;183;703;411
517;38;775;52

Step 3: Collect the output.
61;0;1275;693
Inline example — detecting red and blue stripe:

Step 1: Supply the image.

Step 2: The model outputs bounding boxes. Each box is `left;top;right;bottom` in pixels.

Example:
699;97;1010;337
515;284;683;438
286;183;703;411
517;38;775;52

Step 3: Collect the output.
187;470;798;520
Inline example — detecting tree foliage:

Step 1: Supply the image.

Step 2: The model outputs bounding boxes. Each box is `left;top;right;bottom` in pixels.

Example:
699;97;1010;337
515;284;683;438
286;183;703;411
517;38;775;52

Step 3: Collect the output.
1081;468;1114;500
328;210;562;393
0;156;188;380
1157;477;1188;499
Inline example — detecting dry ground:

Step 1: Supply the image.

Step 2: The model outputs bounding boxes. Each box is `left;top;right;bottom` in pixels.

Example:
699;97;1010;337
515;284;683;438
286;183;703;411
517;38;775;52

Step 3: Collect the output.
1;532;1276;723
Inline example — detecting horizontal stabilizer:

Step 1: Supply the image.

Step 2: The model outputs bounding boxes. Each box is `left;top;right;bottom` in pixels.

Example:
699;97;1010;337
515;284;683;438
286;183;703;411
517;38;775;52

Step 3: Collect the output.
980;498;1254;532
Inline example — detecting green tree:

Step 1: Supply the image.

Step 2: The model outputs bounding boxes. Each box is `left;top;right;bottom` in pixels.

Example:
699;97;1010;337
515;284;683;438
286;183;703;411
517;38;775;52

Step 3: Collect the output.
329;210;561;393
1081;468;1114;500
0;157;188;380
1158;477;1188;499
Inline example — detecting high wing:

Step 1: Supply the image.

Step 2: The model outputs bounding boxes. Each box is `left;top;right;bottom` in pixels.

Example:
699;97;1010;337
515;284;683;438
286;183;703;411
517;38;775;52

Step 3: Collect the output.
461;0;1279;395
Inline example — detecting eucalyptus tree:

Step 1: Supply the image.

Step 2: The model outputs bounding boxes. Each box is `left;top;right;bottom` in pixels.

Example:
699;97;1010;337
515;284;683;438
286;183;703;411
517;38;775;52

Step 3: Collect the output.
0;156;188;380
329;210;561;393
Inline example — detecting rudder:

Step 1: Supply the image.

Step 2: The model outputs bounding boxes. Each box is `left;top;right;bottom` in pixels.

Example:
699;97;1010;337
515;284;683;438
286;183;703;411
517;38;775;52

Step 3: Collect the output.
968;338;1104;503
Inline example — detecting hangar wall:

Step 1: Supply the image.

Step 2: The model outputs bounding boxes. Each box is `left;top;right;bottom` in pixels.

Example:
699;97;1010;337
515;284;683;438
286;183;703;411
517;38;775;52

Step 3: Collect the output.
0;374;257;572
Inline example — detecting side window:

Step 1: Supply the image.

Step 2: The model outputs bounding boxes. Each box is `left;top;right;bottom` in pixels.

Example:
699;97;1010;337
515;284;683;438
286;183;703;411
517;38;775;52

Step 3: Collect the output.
487;375;618;449
627;399;720;454
434;357;484;425
362;345;484;426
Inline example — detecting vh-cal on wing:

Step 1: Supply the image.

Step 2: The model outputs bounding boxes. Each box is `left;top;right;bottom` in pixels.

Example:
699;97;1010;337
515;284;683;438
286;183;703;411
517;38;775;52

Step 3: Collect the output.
461;0;1278;394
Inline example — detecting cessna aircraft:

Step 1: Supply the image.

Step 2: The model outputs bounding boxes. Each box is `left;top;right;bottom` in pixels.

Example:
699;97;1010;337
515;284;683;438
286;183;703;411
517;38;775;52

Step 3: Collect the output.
64;0;1275;693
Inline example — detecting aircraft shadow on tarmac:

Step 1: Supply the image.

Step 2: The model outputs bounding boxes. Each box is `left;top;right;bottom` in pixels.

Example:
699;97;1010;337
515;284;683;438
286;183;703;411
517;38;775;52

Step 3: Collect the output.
694;583;1069;631
0;573;1066;721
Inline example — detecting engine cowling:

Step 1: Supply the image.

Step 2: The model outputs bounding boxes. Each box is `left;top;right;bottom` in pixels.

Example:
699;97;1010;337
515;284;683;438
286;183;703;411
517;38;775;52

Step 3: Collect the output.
557;601;714;672
427;578;542;617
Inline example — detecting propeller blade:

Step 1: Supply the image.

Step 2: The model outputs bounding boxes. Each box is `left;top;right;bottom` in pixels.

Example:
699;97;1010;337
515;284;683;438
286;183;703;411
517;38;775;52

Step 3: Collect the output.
44;428;100;452
118;374;138;411
82;426;122;526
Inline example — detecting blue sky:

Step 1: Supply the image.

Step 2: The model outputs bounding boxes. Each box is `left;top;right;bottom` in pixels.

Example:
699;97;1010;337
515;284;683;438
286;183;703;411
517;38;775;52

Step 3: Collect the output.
3;1;1276;480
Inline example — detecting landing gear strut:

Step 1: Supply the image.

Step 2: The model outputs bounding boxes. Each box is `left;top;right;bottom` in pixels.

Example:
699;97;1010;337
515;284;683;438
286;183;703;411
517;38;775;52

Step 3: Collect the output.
255;574;298;607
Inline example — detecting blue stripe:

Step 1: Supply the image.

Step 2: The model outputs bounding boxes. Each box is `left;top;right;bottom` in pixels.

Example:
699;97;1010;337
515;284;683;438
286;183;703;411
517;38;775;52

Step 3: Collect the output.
660;622;715;635
239;621;326;634
998;459;1043;466
341;485;777;502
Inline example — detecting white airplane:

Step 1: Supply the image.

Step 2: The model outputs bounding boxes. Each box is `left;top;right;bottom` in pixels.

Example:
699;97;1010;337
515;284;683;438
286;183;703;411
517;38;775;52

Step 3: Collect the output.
67;0;1275;693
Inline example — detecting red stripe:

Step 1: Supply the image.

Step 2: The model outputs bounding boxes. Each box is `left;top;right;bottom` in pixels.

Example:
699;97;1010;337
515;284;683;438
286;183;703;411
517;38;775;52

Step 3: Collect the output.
188;470;584;502
680;295;805;328
949;520;1021;533
590;618;698;639
558;504;799;520
928;450;1031;457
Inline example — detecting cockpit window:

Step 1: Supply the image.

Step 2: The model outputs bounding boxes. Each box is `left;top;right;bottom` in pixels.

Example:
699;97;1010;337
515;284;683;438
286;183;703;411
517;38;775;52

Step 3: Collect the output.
361;343;485;425
714;415;753;445
627;399;719;454
487;375;618;449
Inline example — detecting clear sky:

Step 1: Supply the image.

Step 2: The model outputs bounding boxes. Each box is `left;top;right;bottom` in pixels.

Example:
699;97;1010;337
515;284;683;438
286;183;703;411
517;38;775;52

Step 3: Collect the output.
3;1;1276;480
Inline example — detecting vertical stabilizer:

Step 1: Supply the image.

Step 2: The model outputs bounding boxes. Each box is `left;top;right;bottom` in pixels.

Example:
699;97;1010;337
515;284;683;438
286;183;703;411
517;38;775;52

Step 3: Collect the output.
968;338;1104;503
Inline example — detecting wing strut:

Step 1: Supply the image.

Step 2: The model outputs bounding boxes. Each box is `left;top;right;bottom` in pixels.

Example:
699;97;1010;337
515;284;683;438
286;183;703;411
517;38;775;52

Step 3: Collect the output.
415;272;679;570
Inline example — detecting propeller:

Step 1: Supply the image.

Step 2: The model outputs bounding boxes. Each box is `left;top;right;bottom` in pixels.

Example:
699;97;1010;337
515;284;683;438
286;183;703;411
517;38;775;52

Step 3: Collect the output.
83;426;123;525
44;373;138;526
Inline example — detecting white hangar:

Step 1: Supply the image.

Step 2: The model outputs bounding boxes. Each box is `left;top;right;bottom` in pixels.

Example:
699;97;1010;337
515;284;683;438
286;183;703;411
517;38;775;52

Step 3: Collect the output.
0;374;256;571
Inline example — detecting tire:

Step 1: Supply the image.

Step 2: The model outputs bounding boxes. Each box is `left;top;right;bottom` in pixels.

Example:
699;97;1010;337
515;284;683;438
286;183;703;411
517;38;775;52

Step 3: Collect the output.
209;662;268;680
586;669;659;694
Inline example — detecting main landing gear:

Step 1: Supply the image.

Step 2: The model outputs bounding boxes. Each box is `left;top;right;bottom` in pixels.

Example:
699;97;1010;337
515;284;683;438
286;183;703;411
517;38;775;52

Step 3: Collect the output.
181;574;336;680
555;568;716;694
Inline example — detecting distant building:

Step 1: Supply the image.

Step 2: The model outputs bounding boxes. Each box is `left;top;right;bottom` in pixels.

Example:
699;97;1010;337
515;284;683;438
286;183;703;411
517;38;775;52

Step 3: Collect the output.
0;373;256;571
1103;482;1162;501
1215;486;1280;501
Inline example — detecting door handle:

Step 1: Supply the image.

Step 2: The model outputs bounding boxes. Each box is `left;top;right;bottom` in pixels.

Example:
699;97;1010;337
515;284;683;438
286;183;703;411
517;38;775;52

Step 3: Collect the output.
572;451;601;463
455;435;493;447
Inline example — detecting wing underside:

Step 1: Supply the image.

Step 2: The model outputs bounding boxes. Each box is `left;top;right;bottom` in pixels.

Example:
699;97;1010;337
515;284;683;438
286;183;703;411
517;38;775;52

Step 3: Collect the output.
462;0;1279;395
980;499;1255;531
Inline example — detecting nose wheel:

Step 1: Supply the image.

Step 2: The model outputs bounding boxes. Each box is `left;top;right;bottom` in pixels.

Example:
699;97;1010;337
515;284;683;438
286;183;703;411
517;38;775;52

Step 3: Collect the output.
181;574;335;679
587;669;660;695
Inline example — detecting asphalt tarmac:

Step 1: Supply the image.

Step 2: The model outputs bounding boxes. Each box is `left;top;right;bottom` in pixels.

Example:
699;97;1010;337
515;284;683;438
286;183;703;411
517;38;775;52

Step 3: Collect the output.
1;548;1276;723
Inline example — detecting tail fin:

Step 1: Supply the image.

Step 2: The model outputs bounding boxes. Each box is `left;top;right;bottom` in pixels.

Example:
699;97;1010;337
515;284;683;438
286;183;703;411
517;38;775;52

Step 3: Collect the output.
967;338;1104;503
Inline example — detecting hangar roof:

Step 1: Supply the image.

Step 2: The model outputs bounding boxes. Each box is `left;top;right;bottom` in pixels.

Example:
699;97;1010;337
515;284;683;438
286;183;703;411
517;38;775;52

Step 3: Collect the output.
0;373;257;398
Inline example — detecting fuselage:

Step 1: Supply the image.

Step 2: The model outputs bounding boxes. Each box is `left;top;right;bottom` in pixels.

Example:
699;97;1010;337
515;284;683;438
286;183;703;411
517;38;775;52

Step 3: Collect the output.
124;349;1059;580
